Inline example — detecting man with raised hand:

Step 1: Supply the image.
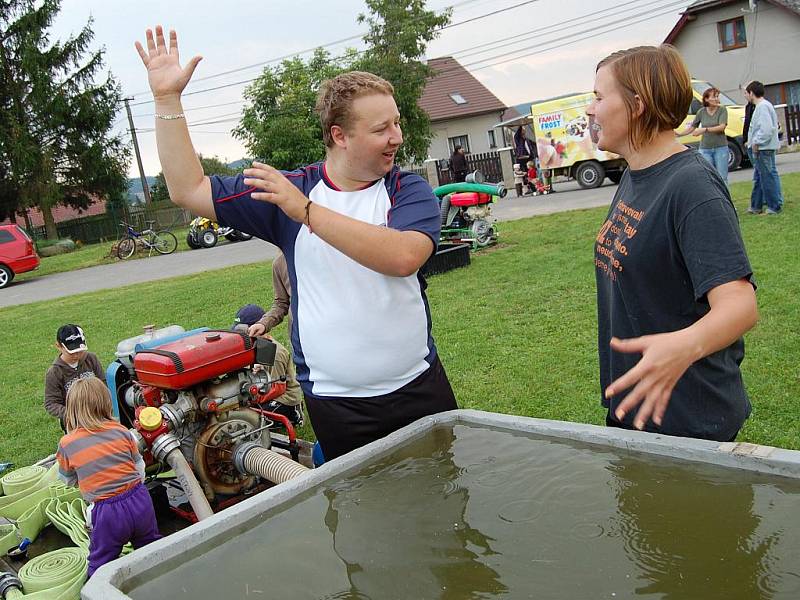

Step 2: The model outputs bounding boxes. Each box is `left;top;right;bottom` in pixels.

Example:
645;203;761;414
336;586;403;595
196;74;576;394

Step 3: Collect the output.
136;26;457;461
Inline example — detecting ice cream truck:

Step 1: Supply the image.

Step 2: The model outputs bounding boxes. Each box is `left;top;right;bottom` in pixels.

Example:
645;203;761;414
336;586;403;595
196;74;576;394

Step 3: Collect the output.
530;92;626;189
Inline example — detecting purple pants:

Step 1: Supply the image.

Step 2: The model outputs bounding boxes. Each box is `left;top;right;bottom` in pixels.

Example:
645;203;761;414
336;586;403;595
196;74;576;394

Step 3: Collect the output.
87;483;161;577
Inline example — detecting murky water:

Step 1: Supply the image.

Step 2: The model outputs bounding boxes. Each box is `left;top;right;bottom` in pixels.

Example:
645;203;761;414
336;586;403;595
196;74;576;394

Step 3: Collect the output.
127;425;800;599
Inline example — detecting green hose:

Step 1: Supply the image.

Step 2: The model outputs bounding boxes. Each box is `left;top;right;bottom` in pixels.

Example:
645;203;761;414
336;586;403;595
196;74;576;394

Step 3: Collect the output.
0;467;47;497
432;182;507;199
17;548;86;599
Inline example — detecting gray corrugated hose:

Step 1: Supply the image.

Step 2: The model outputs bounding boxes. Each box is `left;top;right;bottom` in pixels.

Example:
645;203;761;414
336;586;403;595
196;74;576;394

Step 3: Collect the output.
233;442;308;483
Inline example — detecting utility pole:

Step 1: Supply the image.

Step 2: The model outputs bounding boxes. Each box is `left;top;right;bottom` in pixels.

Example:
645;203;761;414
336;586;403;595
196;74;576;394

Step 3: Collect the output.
124;97;152;205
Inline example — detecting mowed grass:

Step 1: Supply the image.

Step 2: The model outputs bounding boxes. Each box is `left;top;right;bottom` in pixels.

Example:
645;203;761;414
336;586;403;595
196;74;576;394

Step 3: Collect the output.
1;174;797;467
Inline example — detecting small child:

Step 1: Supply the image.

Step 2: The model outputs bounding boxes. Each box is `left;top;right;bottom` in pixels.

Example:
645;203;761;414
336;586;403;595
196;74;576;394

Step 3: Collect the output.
513;163;526;196
56;377;161;578
526;161;543;195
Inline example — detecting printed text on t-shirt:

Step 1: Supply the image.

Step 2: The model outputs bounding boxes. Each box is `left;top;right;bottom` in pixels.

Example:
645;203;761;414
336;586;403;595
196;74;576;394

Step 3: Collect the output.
595;199;644;282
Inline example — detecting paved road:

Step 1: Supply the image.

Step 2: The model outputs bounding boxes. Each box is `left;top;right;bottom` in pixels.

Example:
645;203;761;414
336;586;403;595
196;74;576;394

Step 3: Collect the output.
2;151;797;308
0;239;281;308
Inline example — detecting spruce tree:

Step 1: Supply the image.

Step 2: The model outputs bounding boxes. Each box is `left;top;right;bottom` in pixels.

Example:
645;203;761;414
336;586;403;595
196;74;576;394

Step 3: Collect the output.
0;0;129;238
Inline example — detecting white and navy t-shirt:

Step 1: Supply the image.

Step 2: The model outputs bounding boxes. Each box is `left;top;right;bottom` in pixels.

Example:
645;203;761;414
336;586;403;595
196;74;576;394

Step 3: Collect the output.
212;162;441;400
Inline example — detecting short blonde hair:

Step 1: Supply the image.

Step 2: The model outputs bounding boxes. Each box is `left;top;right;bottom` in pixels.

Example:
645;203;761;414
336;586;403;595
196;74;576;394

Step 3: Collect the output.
596;45;692;151
315;71;395;147
65;377;113;433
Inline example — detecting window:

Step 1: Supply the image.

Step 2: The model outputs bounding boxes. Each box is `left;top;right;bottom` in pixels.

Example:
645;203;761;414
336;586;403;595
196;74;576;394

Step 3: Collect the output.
487;129;497;148
765;80;800;106
449;92;467;105
718;17;746;51
0;230;15;244
448;135;470;153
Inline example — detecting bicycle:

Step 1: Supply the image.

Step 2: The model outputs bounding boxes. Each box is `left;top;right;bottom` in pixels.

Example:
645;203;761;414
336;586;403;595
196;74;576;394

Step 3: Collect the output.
117;220;178;260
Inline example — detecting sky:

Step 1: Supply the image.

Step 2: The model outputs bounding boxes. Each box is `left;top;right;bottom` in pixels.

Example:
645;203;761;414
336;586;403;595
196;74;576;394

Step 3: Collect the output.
48;0;693;177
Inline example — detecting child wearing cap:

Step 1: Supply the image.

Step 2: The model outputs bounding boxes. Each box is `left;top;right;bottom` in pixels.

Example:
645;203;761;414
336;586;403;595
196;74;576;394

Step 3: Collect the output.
44;324;105;432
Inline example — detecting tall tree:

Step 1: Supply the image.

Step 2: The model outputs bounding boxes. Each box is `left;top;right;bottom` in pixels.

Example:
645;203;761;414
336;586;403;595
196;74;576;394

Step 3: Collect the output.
233;48;349;170
355;0;451;165
0;0;129;238
233;1;449;169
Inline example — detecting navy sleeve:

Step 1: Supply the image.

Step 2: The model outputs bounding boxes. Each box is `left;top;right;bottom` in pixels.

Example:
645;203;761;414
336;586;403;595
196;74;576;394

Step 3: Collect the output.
211;174;295;249
676;197;755;300
386;172;441;249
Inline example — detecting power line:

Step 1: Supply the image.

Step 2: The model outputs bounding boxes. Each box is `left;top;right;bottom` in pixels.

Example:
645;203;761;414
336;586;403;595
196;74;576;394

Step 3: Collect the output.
126;0;664;123
123;1;688;134
126;0;543;107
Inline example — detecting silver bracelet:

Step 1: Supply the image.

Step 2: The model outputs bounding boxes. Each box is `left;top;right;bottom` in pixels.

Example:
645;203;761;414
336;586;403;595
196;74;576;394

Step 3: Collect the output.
155;113;185;121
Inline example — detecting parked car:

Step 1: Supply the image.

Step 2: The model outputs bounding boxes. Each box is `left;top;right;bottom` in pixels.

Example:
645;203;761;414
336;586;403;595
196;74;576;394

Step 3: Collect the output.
0;224;40;288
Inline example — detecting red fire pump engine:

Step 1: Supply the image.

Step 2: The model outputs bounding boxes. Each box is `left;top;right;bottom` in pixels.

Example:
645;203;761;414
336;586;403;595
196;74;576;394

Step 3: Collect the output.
111;329;308;521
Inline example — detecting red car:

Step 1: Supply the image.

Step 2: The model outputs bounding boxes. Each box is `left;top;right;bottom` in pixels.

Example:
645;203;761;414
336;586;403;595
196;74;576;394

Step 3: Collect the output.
0;224;40;288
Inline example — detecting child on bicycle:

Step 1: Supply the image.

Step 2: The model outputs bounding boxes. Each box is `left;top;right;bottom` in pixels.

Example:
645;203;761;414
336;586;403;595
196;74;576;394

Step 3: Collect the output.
56;377;161;577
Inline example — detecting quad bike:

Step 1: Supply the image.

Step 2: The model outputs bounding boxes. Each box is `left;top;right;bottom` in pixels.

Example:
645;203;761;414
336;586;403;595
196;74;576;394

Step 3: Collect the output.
186;217;253;249
434;171;507;249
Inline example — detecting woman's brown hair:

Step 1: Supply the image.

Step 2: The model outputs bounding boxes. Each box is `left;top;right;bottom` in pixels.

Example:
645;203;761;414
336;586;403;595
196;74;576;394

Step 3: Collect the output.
315;71;395;148
65;377;113;433
596;45;693;151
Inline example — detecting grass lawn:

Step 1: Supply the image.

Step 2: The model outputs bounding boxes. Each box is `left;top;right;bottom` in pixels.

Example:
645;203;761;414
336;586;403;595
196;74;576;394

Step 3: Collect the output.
15;226;207;281
1;174;797;467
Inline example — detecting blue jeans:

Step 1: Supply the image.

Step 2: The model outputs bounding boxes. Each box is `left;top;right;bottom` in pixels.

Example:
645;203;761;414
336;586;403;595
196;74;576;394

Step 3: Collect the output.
699;146;729;182
751;149;784;213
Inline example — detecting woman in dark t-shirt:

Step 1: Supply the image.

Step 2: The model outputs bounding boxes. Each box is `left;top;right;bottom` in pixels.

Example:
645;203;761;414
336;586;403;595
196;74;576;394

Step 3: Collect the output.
586;45;757;441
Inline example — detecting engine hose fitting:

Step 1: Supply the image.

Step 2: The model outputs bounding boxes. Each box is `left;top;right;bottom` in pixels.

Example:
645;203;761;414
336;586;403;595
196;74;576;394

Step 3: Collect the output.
150;433;181;463
0;572;22;599
159;404;184;431
233;442;308;484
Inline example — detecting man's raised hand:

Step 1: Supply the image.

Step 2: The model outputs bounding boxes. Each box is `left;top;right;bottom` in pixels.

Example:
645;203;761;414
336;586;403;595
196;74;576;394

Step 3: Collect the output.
135;26;202;100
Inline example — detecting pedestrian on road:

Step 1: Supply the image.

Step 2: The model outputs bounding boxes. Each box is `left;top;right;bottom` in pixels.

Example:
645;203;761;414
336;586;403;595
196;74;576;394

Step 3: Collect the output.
745;81;784;215
588;45;757;442
136;26;457;461
675;87;729;182
450;145;468;183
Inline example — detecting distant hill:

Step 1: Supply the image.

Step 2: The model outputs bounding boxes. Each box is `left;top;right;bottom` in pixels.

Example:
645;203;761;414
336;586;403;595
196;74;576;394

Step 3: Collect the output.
227;158;251;171
127;176;158;204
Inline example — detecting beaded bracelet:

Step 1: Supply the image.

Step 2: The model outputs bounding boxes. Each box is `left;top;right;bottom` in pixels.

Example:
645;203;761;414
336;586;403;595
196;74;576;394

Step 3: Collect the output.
155;113;186;121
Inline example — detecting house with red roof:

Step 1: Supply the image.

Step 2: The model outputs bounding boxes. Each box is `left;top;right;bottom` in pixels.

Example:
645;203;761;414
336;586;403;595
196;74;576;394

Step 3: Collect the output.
419;56;517;160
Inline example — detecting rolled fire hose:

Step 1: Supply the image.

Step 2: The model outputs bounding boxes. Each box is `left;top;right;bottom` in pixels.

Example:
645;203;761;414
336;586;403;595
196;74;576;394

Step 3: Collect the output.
432;182;507;199
16;547;87;599
0;467;47;497
233;442;308;483
151;433;214;521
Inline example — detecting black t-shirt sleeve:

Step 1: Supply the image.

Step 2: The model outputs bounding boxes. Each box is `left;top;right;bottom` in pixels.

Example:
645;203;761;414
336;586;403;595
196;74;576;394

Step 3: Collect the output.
676;197;755;300
387;173;442;250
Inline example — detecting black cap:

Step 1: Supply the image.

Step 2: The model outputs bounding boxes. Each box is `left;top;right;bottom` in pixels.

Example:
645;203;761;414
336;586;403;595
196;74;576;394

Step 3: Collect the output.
56;324;87;354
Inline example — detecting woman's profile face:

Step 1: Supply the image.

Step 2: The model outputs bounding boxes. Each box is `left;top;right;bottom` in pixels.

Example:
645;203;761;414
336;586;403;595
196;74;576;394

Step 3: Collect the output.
586;65;631;156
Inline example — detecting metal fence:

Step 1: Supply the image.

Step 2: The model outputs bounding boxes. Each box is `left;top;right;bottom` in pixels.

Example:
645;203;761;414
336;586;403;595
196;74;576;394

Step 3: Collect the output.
30;203;193;245
785;105;800;146
436;151;503;185
406;165;429;184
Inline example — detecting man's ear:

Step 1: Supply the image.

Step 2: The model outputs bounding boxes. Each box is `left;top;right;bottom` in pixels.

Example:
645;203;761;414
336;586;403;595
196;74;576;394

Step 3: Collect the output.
330;125;347;149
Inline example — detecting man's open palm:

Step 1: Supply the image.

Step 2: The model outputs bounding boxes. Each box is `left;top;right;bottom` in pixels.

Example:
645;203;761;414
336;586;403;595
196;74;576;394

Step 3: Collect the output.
135;26;202;99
